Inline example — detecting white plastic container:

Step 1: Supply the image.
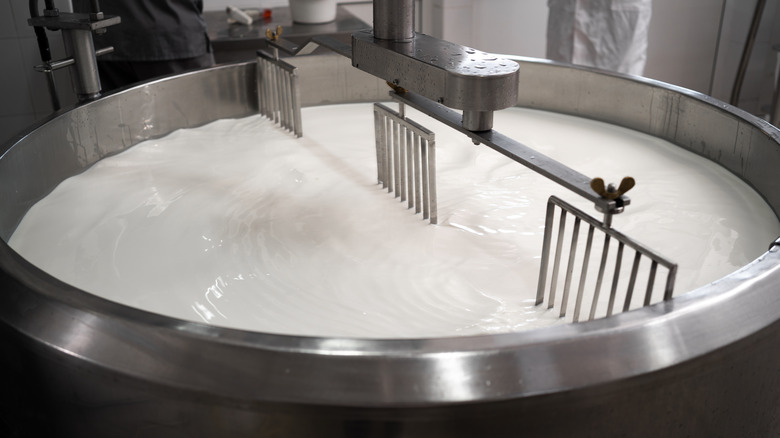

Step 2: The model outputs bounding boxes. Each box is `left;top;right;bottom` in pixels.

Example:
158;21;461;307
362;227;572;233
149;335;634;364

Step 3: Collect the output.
289;0;337;24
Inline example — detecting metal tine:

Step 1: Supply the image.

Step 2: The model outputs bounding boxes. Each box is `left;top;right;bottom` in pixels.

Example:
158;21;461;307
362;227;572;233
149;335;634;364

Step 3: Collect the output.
606;242;624;317
278;68;288;130
282;68;291;130
573;224;595;322
421;139;430;220
548;210;568;310
406;128;413;207
372;103;437;223
399;124;406;202
589;234;611;321
663;266;677;300
276;63;287;129
261;60;270;118
428;137;438;224
374;110;382;185
535;201;556;305
290;72;302;138
644;260;659;306
413;135;422;214
393;120;401;197
269;61;279;124
559;217;581;318
282;69;292;131
285;70;295;132
623;251;642;312
382;117;393;193
257;58;268;117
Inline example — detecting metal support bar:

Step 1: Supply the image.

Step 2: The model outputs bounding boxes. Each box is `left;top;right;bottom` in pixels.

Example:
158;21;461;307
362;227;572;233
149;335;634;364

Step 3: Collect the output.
390;91;629;214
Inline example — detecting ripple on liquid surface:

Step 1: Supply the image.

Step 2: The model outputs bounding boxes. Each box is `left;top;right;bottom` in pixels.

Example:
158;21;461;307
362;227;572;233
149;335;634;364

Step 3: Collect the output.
9;104;780;338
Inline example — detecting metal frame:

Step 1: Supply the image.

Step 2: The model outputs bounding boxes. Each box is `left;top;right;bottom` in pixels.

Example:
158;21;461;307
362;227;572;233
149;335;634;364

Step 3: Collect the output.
373;102;437;223
2;58;780;436
536;196;677;322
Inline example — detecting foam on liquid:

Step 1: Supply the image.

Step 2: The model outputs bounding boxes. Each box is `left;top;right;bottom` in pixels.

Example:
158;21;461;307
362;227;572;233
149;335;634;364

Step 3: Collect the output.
9;104;780;338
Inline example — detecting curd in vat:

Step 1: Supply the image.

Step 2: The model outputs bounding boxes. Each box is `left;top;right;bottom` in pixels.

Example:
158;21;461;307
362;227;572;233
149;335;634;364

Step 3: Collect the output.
10;104;780;338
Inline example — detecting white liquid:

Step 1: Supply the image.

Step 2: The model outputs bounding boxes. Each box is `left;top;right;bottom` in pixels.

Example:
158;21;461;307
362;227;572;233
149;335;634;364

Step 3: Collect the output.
9;104;780;338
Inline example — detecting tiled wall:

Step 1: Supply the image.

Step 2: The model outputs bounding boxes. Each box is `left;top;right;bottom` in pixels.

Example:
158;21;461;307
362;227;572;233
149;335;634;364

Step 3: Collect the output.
1;0;76;146
3;0;780;148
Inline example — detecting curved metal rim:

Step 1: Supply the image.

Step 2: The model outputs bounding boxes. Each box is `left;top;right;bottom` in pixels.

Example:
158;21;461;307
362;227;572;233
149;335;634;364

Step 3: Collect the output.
2;60;780;408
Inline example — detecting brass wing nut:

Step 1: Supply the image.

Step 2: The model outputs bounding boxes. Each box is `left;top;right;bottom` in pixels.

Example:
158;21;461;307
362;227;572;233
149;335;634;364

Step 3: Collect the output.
590;177;635;200
265;25;283;41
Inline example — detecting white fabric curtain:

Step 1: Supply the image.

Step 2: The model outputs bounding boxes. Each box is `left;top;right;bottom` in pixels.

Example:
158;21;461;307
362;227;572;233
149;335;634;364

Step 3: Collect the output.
547;0;652;76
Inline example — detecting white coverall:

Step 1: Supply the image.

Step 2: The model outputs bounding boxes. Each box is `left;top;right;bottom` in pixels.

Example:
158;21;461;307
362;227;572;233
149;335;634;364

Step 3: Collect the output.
546;0;652;76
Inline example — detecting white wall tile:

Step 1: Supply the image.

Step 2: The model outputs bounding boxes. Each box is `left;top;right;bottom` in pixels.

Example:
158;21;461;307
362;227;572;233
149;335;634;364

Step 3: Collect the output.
18;36;77;116
0;39;35;116
0;1;17;39
10;0;37;38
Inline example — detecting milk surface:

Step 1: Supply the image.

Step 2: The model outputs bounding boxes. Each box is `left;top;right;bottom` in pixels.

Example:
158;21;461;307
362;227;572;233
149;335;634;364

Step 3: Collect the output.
10;104;780;338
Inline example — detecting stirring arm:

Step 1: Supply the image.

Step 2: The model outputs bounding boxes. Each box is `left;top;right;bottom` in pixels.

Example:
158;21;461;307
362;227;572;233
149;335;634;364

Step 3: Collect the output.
389;91;627;215
263;26;631;215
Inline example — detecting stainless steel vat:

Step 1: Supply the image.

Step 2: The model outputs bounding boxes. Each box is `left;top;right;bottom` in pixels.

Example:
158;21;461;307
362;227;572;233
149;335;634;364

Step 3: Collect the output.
1;56;780;437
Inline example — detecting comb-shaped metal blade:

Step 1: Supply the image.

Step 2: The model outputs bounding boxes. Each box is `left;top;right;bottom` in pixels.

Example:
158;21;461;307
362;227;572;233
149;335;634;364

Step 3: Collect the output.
257;50;302;138
373;103;437;224
536;196;677;322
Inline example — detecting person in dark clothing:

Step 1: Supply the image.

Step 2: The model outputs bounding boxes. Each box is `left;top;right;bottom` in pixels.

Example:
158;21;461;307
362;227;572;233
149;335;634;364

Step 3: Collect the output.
73;0;215;90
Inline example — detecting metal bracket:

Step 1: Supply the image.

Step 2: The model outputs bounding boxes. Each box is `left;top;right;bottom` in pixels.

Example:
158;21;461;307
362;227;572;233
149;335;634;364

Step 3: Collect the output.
389;91;630;215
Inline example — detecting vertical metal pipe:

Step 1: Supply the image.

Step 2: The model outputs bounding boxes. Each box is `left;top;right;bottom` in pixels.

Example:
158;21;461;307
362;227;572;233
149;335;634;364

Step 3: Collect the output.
730;0;767;106
61;28;102;100
373;0;414;41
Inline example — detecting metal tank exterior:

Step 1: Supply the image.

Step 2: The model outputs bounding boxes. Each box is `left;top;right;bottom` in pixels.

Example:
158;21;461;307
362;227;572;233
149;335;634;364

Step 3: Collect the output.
1;57;780;437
